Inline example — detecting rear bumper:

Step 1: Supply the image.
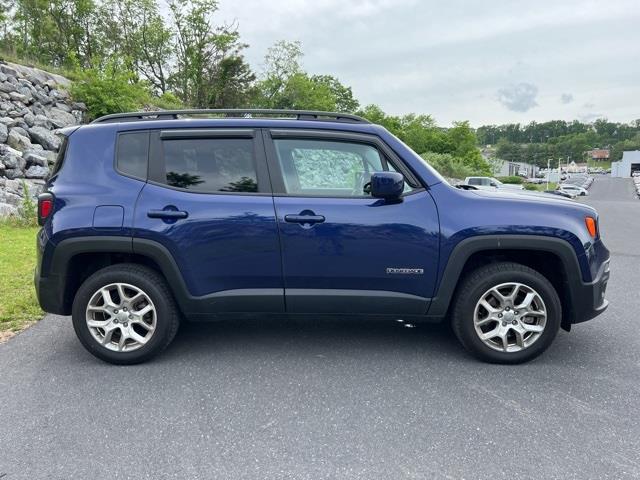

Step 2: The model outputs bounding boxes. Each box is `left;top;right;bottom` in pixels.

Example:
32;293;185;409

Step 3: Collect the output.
570;258;610;324
34;267;68;315
34;228;70;315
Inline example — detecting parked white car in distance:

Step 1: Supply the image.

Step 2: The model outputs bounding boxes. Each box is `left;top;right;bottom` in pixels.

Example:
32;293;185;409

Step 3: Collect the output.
558;184;588;197
463;177;524;191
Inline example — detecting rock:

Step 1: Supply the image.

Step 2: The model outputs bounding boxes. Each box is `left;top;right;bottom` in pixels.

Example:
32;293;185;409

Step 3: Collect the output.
3;168;23;180
30;103;46;116
71;102;87;111
23;112;35;127
10;126;30;139
25;165;49;178
1;151;25;170
48;107;76;128
23;150;48;167
0;123;7;142
0;82;14;93
72;110;84;124
28;125;61;150
26;74;42;86
33;114;52;129
34;90;52;105
7;129;32;151
0;116;14;126
54;102;71;113
43;150;57;164
9;91;28;103
0;72;6;82
2;178;22;195
0;65;18;77
0;203;18;217
12;119;29;131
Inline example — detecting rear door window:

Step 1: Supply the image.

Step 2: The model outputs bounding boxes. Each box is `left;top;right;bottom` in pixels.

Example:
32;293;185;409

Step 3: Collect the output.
160;138;258;193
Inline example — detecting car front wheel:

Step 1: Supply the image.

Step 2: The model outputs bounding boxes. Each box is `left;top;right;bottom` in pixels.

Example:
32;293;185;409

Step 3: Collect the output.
451;262;561;364
72;264;180;364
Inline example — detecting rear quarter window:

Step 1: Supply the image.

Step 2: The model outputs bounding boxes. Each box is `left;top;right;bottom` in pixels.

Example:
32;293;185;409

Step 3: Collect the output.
116;132;149;180
49;136;69;177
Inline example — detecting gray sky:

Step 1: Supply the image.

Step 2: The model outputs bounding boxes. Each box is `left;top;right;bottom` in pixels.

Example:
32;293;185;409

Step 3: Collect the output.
216;0;640;126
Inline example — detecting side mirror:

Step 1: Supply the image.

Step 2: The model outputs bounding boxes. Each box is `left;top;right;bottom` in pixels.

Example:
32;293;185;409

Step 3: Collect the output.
490;182;498;187
370;171;404;200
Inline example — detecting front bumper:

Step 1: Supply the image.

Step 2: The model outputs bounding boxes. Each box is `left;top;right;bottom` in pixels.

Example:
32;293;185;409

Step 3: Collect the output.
571;258;610;324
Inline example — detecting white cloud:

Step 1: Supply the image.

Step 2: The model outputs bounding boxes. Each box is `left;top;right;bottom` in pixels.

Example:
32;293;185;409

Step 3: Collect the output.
561;93;574;104
214;0;640;125
497;83;539;112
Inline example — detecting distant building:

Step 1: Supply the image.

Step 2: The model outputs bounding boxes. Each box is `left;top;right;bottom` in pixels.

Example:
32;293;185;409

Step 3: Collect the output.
495;160;539;177
588;149;610;161
611;151;640;178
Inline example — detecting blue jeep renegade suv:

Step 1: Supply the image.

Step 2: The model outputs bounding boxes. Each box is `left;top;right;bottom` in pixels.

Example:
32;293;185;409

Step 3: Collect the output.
34;109;610;364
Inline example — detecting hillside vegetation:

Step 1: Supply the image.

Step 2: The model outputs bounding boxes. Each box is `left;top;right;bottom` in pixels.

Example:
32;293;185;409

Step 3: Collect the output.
479;120;640;166
2;1;638;178
0;0;490;179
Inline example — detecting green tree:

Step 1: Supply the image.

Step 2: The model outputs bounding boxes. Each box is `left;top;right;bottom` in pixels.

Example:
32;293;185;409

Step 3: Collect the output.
310;74;359;112
101;0;173;93
168;0;254;108
257;40;303;106
12;0;101;68
70;59;151;119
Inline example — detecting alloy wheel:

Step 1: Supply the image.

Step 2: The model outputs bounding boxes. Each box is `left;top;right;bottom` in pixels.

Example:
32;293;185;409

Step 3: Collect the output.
473;282;547;353
85;283;157;352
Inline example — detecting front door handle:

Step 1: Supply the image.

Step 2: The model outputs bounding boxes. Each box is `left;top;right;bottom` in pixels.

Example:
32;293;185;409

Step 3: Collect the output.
147;209;188;220
284;210;325;227
284;214;325;224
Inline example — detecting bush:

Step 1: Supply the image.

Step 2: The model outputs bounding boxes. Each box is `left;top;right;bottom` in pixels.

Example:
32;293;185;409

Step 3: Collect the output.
71;61;152;120
496;176;524;184
420;152;476;180
17;181;37;227
523;183;539;191
150;92;185;111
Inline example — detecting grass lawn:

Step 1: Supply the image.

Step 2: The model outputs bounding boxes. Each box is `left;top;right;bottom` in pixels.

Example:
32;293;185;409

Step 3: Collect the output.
525;181;558;192
0;224;42;341
588;159;612;170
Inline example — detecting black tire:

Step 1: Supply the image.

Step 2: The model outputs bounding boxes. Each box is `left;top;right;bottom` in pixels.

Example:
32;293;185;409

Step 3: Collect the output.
451;262;561;364
72;263;180;365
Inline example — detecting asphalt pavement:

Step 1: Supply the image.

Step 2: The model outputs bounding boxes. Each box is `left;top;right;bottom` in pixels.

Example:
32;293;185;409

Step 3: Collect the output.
1;176;639;480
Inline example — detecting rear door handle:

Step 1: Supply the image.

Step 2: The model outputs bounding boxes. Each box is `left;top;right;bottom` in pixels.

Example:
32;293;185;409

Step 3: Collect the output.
147;209;188;219
284;214;325;224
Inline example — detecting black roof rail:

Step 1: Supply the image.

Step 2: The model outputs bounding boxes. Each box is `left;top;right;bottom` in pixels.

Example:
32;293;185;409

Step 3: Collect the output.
90;109;370;125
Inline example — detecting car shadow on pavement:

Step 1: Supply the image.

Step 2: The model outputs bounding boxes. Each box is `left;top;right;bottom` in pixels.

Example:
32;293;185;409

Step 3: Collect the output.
161;317;468;363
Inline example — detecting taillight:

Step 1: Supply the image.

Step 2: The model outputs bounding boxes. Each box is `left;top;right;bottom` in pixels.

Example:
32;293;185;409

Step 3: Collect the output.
38;193;54;226
585;216;598;239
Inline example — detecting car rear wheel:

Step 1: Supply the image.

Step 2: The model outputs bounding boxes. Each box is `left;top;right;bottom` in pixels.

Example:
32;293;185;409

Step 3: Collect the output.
72;264;180;364
451;262;561;364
